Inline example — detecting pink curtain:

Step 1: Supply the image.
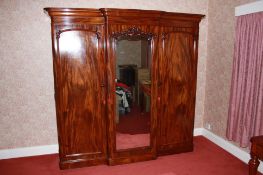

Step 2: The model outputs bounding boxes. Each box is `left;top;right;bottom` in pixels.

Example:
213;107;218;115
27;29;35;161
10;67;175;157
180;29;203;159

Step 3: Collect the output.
226;12;263;147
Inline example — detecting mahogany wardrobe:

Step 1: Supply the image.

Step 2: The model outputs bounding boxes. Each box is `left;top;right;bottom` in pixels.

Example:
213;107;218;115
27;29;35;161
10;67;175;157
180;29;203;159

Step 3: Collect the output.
44;8;204;169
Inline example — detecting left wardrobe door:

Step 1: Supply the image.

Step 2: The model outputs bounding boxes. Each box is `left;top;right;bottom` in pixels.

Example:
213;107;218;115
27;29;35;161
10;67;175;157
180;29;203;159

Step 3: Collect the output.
45;8;107;169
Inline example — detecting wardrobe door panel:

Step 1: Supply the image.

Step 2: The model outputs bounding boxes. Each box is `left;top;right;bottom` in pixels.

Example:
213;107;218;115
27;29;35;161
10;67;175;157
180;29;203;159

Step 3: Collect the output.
157;28;197;155
54;26;107;169
105;22;159;165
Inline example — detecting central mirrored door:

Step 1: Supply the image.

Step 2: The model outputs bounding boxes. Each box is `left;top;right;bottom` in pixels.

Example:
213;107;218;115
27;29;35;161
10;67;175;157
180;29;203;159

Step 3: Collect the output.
115;39;152;150
106;25;159;165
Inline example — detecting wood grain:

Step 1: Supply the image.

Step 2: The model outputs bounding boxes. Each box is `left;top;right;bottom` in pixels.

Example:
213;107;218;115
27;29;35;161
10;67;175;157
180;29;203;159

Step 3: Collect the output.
57;27;107;169
44;7;204;169
157;23;200;155
45;8;107;169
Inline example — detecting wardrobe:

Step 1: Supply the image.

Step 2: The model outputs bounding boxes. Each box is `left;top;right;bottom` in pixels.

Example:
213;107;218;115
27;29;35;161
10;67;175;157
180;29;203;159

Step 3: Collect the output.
44;8;204;169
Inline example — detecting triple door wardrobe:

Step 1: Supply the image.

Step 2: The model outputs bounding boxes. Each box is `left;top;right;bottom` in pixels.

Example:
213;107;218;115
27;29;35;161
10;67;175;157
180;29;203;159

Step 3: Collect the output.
44;7;204;169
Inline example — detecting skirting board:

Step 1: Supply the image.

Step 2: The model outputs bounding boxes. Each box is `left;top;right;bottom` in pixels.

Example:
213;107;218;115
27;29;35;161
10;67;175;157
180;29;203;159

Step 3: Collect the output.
200;128;263;173
0;144;58;160
0;128;262;173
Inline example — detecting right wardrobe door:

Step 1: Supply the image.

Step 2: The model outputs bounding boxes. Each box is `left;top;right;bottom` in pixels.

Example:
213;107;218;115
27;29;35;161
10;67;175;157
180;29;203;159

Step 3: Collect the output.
157;13;203;155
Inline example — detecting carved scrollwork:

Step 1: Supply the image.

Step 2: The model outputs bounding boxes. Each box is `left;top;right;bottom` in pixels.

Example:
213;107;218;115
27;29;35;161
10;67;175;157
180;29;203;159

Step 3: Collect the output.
111;27;156;41
56;30;62;39
161;32;169;40
95;26;101;39
95;31;101;39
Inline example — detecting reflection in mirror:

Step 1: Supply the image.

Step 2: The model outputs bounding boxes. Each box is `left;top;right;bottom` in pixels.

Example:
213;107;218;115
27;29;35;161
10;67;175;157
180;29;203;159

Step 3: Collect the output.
115;39;151;150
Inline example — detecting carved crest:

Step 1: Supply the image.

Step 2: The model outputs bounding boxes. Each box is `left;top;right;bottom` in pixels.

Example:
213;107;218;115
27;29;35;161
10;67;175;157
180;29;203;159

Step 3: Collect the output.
111;27;156;41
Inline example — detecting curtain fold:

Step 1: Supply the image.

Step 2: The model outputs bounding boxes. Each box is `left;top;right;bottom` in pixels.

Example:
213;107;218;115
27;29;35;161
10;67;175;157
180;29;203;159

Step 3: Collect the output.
226;12;263;147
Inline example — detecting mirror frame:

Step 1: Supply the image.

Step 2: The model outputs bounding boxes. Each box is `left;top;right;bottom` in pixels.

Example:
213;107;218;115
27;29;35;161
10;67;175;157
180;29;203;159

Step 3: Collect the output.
106;26;159;165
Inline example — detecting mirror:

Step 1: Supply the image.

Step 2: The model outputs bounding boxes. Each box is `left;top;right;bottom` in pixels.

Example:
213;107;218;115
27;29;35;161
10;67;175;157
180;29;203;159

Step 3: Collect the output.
115;39;152;150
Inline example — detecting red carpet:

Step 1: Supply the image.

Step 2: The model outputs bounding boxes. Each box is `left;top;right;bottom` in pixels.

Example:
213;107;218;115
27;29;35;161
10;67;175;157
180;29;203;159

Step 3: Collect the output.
117;105;150;134
0;136;259;175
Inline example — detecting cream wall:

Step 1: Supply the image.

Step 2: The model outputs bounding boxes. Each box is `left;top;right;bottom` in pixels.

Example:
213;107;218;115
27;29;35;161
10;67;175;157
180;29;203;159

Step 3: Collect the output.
0;0;208;149
204;0;257;138
116;40;142;70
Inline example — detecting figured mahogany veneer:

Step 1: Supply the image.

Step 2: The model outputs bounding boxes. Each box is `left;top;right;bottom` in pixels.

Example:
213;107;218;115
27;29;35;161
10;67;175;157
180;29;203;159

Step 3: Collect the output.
249;136;263;175
44;7;204;169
